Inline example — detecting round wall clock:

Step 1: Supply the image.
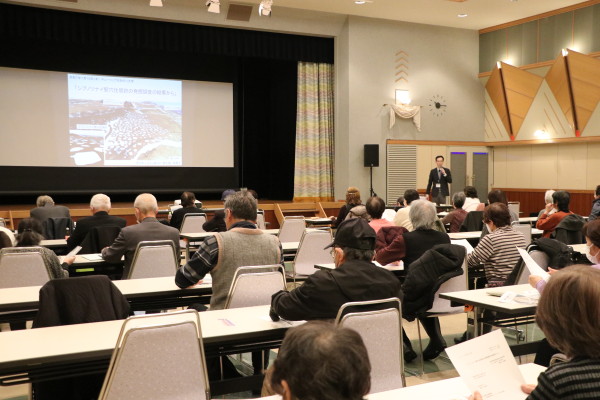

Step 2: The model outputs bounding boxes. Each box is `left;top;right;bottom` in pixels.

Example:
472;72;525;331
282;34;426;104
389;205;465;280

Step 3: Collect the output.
429;95;447;117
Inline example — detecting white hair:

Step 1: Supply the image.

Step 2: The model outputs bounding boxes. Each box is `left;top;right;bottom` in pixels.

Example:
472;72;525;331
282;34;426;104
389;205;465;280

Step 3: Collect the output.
36;195;53;207
409;200;437;230
90;194;111;211
545;190;555;204
134;193;158;215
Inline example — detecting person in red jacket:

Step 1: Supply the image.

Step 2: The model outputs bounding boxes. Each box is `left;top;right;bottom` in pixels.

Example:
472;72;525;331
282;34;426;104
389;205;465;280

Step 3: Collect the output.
536;191;573;238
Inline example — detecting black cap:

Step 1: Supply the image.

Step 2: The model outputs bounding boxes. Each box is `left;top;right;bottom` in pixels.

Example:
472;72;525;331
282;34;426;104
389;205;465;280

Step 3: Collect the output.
324;218;377;251
221;189;236;201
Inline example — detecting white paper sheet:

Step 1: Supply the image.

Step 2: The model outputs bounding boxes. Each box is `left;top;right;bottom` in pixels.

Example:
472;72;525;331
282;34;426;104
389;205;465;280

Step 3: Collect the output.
452;239;474;254
517;247;550;282
445;329;527;400
81;254;103;261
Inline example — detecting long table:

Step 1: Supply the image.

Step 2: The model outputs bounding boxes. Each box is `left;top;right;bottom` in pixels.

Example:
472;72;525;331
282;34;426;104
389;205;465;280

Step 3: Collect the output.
440;284;539;356
0;305;301;395
0;276;212;323
448;229;543;240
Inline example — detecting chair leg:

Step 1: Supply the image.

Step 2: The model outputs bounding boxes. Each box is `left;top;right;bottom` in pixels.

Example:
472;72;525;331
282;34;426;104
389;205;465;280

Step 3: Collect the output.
220;356;224;381
417;319;425;377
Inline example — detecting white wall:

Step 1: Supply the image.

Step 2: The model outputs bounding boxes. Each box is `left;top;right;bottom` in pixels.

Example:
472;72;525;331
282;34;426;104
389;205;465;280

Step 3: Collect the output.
335;16;484;201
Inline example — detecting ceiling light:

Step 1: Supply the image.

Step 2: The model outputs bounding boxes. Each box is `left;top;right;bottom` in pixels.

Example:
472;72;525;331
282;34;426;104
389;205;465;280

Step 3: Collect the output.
206;0;220;13
259;0;272;16
534;130;549;138
149;0;162;6
458;14;467;17
355;1;366;4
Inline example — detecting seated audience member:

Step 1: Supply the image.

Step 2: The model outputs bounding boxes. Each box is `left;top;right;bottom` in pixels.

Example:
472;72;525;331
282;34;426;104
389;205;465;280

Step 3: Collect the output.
0;218;73;279
393;189;420;231
462;186;481;212
270;219;402;321
247;189;258;200
0;231;12;250
331;187;362;228
589;185;600;221
101;193;180;278
176;190;282;377
0;226;16;246
169;191;202;231
66;194;126;250
344;203;372;222
537;189;556;219
470;266;600;400
441;192;468;233
377;200;450;270
269;322;371;400
394;195;405;212
467;203;526;286
30;195;70;223
536;190;574;238
367;196;395;233
479;189;519;237
202;189;235;233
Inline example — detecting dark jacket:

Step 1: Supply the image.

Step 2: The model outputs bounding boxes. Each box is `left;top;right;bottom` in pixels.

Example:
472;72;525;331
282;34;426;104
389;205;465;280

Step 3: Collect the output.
426;167;452;197
42;217;75;240
459;211;484;232
170;206;202;231
401;244;465;320
66;211;127;250
552;214;586;245
375;226;408;252
202;209;226;232
333;204;352;228
79;226;123;255
589;198;600;222
270;258;403;321
30;204;70;223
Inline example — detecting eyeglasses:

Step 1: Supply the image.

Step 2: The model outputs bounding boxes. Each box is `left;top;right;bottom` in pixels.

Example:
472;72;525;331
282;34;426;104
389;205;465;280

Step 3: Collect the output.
330;247;339;257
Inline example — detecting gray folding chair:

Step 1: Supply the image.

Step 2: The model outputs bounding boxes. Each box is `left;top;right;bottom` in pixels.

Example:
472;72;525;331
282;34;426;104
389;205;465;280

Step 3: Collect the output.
277;216;306;243
335;298;406;393
180;213;207;234
127;240;179;280
529;250;550;271
289;229;334;285
0;218;6;228
256;211;266;230
512;222;532;245
98;310;209;400
508;201;520;217
224;265;286;309
0;248;51;289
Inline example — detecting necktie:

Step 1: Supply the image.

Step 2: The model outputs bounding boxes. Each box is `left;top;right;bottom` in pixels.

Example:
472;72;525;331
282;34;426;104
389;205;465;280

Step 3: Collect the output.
438;169;441;180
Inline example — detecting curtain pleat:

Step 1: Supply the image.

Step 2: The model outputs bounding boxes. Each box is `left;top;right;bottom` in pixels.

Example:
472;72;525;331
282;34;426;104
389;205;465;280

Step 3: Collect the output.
293;62;335;202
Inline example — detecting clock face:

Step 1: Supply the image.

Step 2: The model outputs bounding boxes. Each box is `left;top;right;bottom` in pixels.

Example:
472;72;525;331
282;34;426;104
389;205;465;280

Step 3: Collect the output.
429;95;447;117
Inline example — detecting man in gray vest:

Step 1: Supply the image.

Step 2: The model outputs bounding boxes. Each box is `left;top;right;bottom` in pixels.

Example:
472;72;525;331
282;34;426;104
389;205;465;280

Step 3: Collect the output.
175;190;283;381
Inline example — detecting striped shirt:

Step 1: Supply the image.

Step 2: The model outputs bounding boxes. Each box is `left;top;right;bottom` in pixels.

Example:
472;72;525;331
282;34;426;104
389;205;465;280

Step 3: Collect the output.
528;358;600;400
467;225;526;281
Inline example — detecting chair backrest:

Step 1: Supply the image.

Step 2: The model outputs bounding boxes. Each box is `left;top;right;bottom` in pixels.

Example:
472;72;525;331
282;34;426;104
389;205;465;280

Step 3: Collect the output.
224;265;286;309
529;250;550;272
335;298;405;393
127;240;179;280
180;213;207;234
256;210;266;230
293;229;334;276
516;258;531;285
459;211;484;232
0;248;51;288
278;217;306;243
512;223;532;245
508;202;520;216
428;258;467;314
99;310;209;400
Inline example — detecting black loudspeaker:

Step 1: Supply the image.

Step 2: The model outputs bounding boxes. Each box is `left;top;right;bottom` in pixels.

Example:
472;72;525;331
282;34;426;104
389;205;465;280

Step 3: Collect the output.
364;144;379;167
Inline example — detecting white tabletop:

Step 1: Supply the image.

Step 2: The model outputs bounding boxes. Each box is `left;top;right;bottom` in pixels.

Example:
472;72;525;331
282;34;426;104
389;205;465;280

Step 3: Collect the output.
281;242;299;252
40;239;68;248
0;305;301;370
440;284;537;314
315;263;404;272
181;229;279;240
571;243;587;253
449;229;543;240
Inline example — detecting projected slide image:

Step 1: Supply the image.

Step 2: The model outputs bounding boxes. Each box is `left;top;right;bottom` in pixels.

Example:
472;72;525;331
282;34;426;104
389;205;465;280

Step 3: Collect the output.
68;74;182;166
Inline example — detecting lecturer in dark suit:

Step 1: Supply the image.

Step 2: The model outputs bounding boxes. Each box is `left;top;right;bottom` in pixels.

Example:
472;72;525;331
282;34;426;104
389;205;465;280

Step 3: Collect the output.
66;194;127;251
102;193;180;278
426;155;452;205
30;195;70;223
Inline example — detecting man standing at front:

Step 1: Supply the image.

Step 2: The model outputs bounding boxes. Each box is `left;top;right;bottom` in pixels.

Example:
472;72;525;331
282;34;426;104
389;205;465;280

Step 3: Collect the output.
426;155;452;205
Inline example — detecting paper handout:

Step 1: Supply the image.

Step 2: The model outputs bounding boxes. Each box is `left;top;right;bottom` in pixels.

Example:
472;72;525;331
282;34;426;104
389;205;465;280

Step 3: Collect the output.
517;247;550;282
445;329;527;400
451;239;474;254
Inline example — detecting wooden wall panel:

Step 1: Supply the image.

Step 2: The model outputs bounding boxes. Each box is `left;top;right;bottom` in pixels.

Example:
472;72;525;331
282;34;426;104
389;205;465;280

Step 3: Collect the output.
485;66;513;137
545;54;576;133
566;50;600;134
496;188;594;217
501;62;544;138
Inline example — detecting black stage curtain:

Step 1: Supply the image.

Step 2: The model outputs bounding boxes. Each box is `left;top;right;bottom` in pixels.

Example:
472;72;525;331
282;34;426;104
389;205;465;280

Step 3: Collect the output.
0;3;331;201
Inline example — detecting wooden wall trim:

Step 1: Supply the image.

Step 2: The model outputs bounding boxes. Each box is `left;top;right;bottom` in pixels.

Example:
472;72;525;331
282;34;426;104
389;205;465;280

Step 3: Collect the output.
479;0;600;34
388;136;600;146
478;51;600;78
494;187;594;194
387;140;489;146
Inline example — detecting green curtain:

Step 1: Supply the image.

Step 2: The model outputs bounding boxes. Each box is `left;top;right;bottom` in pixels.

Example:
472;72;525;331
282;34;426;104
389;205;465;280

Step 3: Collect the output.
293;62;335;202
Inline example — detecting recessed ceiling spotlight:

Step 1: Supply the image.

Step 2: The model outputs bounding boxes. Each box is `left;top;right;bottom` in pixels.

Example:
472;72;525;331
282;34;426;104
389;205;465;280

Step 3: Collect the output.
259;0;272;16
458;14;467;17
150;0;163;6
355;1;366;3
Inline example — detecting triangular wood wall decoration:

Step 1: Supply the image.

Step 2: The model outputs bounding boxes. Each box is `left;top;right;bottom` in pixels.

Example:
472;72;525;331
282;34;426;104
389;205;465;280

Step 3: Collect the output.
485;65;512;138
566;49;600;135
500;62;544;139
545;53;576;134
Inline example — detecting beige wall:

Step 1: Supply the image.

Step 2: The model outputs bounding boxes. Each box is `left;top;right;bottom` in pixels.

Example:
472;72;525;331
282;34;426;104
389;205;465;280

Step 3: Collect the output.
493;142;600;190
